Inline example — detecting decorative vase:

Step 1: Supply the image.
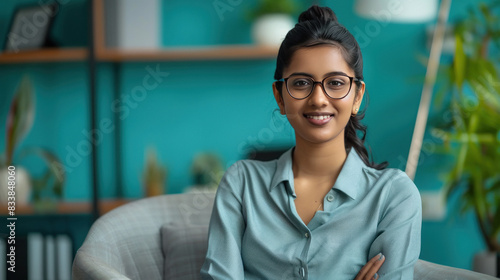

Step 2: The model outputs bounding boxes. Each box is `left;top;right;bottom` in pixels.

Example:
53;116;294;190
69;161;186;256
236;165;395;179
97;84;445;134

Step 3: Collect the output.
0;166;32;205
104;0;160;49
252;14;295;46
473;251;498;277
145;181;164;197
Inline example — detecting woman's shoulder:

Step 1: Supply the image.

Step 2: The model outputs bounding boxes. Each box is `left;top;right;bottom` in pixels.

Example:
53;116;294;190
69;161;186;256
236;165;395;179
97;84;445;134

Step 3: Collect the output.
226;158;279;179
363;166;420;199
221;158;280;180
217;158;280;196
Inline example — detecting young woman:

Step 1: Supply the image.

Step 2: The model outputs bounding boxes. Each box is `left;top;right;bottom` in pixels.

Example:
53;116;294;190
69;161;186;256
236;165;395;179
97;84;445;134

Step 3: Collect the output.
201;5;421;280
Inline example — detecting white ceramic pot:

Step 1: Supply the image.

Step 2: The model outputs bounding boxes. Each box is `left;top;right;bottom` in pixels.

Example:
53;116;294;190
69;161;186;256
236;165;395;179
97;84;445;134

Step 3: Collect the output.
0;166;32;205
252;14;295;46
473;250;497;277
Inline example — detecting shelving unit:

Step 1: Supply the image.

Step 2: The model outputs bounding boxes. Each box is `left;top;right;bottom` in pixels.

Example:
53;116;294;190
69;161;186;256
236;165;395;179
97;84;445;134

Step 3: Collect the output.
1;0;278;219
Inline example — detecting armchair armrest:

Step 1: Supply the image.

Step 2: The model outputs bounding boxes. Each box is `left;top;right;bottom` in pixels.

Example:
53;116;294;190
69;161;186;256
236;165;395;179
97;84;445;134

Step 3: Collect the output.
73;250;131;280
415;259;497;280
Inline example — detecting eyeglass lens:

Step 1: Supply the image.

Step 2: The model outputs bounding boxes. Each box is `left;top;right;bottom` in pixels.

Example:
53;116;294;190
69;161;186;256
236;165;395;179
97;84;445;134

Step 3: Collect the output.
286;75;352;99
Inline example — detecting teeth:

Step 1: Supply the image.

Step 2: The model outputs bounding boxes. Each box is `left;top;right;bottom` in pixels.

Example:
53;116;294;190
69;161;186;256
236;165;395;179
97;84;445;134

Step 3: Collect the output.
306;115;331;120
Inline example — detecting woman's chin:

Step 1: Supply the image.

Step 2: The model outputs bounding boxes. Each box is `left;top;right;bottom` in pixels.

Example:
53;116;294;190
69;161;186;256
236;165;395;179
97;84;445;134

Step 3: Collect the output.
296;132;344;146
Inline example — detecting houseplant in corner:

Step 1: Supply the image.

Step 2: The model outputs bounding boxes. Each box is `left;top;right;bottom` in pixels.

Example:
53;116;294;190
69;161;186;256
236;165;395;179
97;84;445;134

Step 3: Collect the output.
431;1;500;276
249;0;299;46
0;76;65;211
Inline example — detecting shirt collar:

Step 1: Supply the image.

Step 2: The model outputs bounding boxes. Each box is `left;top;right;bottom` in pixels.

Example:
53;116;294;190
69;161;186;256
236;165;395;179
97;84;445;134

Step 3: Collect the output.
270;147;295;194
269;147;367;200
332;148;365;200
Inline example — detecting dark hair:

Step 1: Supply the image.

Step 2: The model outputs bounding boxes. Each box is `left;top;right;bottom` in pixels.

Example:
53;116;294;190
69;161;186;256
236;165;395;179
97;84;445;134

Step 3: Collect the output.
274;5;388;170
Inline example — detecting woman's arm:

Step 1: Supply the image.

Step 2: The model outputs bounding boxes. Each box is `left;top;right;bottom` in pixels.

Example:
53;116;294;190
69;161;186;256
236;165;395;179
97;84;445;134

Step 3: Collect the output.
201;162;246;280
368;170;422;279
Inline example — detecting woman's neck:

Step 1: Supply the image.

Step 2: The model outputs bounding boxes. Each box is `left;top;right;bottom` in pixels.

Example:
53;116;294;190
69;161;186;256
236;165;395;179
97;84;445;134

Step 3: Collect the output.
292;137;347;180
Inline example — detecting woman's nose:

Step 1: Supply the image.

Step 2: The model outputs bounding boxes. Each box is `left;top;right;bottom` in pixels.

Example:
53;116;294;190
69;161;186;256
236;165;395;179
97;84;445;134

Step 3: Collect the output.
307;83;329;107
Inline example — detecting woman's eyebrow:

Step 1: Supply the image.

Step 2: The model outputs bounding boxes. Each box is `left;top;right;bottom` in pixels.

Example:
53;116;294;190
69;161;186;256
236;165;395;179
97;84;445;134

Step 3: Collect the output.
289;72;314;77
323;71;349;77
289;71;350;78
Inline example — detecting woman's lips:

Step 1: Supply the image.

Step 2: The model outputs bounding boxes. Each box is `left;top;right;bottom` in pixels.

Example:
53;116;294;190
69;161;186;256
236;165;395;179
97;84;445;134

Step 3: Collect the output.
304;114;334;125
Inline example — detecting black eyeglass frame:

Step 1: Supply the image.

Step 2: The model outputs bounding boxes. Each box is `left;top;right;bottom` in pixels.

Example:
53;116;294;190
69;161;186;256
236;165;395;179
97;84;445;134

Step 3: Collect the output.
276;73;362;100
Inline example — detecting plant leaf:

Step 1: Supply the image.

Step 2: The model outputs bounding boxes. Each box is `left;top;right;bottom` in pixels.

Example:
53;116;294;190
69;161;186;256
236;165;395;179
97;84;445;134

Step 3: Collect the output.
492;205;500;237
5;76;35;165
19;147;65;198
453;35;466;89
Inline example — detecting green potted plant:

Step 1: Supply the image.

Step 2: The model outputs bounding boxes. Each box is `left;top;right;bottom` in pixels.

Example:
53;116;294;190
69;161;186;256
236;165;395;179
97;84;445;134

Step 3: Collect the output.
186;152;224;192
431;1;500;276
0;76;65;211
249;0;299;46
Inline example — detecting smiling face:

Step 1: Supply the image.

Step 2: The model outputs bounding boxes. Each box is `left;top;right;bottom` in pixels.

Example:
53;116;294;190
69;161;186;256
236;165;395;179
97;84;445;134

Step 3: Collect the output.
273;45;365;147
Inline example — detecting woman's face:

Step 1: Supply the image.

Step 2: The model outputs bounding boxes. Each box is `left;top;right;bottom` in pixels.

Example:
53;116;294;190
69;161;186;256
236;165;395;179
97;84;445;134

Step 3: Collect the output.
273;45;365;147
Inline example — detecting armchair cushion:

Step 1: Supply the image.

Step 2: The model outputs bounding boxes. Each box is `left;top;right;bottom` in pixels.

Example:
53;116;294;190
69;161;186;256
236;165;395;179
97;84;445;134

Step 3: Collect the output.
161;223;209;280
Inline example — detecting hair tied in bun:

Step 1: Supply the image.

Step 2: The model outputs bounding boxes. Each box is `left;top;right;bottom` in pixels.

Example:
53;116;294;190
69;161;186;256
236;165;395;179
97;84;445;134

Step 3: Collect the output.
298;5;338;23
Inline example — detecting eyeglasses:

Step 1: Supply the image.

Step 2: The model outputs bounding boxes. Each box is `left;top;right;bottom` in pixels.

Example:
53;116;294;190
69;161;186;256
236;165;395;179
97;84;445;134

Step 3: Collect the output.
276;73;361;100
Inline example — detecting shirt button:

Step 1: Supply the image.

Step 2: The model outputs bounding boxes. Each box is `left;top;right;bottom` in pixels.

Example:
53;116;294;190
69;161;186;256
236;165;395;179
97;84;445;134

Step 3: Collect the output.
305;232;309;238
327;194;334;202
299;267;305;278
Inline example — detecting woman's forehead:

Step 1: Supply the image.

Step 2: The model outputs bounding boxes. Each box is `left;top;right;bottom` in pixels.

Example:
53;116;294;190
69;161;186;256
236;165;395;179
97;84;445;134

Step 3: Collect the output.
285;45;353;78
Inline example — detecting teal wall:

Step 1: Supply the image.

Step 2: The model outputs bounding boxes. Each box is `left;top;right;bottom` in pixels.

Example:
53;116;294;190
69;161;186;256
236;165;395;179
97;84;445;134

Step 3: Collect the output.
0;0;494;271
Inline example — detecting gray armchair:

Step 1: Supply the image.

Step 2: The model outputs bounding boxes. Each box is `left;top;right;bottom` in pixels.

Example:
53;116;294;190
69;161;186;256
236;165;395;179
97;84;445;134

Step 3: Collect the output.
72;193;496;280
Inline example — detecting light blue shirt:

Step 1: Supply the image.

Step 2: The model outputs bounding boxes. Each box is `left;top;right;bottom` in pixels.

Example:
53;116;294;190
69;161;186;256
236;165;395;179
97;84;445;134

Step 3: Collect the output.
201;147;421;280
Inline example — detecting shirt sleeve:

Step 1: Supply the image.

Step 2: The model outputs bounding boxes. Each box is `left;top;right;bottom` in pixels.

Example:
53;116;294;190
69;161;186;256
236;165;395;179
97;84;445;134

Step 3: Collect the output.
201;162;246;280
368;170;422;279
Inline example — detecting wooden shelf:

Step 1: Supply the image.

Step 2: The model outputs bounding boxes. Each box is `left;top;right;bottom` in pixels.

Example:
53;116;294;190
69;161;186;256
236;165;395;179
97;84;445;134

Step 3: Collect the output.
0;199;133;216
0;45;277;63
96;45;279;62
0;48;88;64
